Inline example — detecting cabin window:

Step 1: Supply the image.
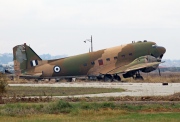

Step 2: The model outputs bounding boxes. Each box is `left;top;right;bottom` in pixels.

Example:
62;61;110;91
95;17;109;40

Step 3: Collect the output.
129;53;133;56
114;56;118;60
121;55;125;58
106;58;110;61
84;63;87;66
91;61;95;65
98;59;104;66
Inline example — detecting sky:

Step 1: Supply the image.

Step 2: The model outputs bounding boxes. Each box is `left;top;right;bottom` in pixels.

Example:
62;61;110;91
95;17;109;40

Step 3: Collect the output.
0;0;180;59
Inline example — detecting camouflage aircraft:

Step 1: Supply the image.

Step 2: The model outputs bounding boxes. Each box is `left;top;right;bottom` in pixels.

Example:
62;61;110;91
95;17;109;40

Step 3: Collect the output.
13;40;166;81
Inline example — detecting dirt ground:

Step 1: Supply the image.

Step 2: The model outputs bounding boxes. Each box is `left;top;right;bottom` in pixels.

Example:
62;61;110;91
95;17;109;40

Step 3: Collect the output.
2;72;180;104
1;92;180;104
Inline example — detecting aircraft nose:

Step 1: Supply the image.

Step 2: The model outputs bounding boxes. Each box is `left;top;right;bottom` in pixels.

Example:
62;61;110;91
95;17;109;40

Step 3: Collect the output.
160;47;166;54
157;46;166;59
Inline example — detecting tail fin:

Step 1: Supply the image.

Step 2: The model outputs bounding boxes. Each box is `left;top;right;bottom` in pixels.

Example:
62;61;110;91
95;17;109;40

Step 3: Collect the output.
13;43;42;76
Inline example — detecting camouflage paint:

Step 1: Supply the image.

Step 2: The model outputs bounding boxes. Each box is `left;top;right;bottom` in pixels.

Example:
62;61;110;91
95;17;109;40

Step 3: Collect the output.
13;44;27;75
13;41;166;78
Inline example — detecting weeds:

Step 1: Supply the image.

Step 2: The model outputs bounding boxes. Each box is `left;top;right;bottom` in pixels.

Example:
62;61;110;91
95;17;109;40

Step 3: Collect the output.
49;100;72;114
0;74;8;95
0;74;8;104
6;86;124;97
123;72;180;83
0;100;180;117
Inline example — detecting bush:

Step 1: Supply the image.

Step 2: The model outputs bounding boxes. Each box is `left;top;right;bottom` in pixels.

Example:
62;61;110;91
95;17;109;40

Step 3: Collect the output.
49;100;73;114
81;102;100;110
100;102;116;109
0;73;8;95
2;103;42;116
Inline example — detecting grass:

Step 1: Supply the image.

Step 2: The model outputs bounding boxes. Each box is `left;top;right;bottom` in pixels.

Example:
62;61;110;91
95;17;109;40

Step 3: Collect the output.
0;112;180;122
122;72;180;83
2;73;180;121
6;72;180;83
5;86;124;97
7;72;180;83
0;101;180;122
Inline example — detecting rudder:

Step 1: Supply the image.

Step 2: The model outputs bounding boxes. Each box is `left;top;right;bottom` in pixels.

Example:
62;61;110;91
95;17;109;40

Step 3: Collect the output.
13;43;42;76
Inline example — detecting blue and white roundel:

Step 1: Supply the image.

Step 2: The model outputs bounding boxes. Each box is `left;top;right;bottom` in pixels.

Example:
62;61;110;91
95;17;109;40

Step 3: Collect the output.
54;66;61;73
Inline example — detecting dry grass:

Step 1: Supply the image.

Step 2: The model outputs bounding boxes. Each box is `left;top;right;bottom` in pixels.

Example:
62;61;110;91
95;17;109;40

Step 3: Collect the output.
5;86;124;97
7;72;180;83
0;113;180;122
59;92;180;102
8;78;36;84
121;72;180;83
0;74;8;94
0;87;123;104
0;111;180;122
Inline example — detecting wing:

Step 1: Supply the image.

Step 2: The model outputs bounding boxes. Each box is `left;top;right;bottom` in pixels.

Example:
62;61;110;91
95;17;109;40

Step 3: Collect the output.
107;55;163;75
108;62;161;74
19;73;86;79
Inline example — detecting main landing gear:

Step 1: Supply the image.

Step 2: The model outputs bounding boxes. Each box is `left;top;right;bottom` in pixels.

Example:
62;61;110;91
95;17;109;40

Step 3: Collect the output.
104;74;121;82
133;71;144;80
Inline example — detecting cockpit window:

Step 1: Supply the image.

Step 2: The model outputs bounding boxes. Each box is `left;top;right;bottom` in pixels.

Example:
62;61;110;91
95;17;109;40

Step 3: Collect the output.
152;44;157;48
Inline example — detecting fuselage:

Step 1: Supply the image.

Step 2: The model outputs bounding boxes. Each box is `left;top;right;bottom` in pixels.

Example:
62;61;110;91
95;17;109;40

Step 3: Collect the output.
27;41;165;78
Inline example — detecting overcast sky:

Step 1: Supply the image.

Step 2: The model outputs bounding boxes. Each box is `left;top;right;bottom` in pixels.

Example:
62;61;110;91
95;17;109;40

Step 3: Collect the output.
0;0;180;59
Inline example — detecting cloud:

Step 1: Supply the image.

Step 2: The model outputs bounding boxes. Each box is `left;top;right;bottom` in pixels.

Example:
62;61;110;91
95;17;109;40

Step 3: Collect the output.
0;0;180;59
1;0;180;28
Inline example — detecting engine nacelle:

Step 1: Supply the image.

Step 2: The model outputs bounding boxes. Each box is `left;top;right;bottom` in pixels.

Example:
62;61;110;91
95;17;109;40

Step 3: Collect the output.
123;71;136;78
141;66;157;73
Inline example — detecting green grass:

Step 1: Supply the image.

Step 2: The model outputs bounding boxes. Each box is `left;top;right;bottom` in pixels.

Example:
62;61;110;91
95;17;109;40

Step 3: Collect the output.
114;113;180;122
0;101;180;122
6;86;124;96
0;112;179;122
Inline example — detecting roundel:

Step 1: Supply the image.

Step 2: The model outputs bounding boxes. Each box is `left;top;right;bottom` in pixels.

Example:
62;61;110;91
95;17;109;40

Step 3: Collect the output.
54;66;61;73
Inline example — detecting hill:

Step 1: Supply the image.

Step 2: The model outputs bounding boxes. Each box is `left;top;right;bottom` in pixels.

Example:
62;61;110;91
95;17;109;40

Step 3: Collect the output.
0;53;67;64
0;53;179;67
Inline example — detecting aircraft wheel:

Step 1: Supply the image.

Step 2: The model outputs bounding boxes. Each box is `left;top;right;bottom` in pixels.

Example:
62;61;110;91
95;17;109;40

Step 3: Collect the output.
104;74;113;82
113;75;121;82
88;76;97;81
117;76;121;82
134;76;144;80
96;75;103;81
